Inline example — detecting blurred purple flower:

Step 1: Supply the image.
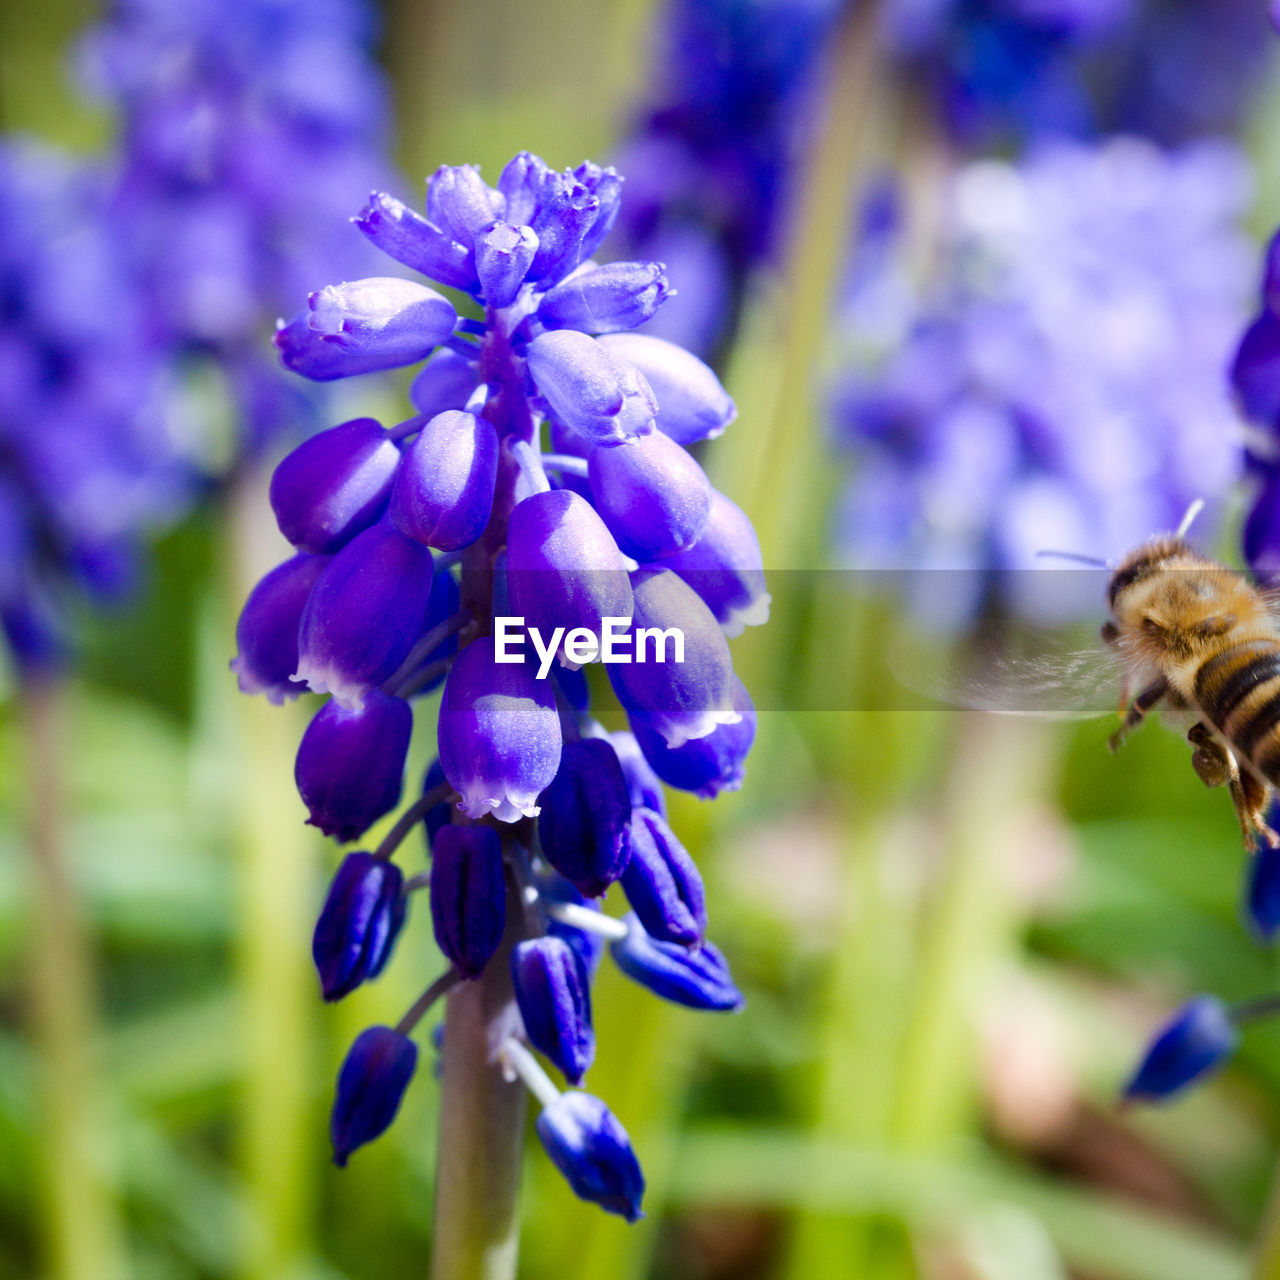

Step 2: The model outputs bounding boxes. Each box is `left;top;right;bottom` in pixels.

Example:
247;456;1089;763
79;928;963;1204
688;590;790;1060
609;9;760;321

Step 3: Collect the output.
0;140;193;668
832;138;1252;623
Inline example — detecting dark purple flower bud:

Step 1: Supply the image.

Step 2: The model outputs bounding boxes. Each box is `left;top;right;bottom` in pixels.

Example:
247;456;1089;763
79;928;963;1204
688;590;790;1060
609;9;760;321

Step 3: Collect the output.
597;333;735;444
573;162;624;261
620;808;705;946
296;523;434;707
437;636;562;822
1232;311;1280;426
506;490;634;666
511;935;595;1084
606;731;665;816
529;181;600;286
661;490;769;637
538;262;671;335
538;739;632;897
429;825;506;979
389;411;499;551
269;418;401;554
427;164;503;249
231;553;327;703
331;1026;418;1166
630;676;755;798
421;759;454;847
313;852;406;1001
410;348;480;419
476;222;539;308
497;151;552;228
296;689;413;842
611;914;743;1011
1245;839;1280;944
588;432;711;561
535;1091;645;1222
527;330;656;447
608;569;738;749
1122;996;1239;1104
353;191;478;292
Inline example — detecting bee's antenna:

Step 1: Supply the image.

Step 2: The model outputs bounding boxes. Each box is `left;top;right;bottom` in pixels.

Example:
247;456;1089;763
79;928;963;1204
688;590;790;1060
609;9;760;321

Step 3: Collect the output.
1035;549;1110;568
1176;498;1206;540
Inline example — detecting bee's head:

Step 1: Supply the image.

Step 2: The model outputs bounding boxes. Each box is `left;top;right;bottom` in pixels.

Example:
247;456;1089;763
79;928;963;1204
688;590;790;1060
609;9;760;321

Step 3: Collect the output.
1106;536;1193;615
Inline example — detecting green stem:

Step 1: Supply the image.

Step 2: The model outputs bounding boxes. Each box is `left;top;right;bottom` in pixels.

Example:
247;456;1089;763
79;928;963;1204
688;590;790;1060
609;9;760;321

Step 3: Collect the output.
23;675;128;1280
430;869;529;1280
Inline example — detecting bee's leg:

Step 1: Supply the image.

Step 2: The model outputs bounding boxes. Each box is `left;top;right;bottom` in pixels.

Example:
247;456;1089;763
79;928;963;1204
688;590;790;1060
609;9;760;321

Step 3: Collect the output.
1232;771;1277;849
1188;722;1234;788
1191;724;1280;848
1109;677;1168;754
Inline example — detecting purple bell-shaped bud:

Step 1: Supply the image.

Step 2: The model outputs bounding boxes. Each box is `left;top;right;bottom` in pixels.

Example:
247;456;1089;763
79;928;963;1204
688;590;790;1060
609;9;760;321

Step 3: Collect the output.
353;191;478;292
277;278;458;380
527;330;656;447
630;675;755;798
295;689;413;843
588;431;711;561
661;490;769;637
231;553;327;703
620;808;706;946
536;1091;645;1222
1122;996;1239;1104
330;1026;418;1166
269;418;401;554
430;825;507;979
611;915;743;1011
1245;837;1280;944
598;333;735;444
511;935;595;1085
390;411;499;552
313;852;406;1001
537;262;671;335
506;489;633;668
476;222;539;309
608;569;739;749
437;636;562;823
295;522;434;708
426;163;504;250
537;739;633;898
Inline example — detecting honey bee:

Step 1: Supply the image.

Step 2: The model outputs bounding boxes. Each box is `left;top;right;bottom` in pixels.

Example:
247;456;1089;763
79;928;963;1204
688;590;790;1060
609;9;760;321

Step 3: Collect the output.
914;500;1280;850
1101;522;1280;850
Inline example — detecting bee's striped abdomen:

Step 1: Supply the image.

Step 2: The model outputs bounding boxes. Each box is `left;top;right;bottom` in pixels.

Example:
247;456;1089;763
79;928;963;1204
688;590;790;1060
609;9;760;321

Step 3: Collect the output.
1194;639;1280;783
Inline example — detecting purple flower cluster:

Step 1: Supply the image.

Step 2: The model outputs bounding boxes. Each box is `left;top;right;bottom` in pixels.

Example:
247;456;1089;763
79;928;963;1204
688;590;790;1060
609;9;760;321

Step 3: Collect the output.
0;140;190;669
831;137;1252;623
612;0;843;359
79;0;388;455
233;151;767;1216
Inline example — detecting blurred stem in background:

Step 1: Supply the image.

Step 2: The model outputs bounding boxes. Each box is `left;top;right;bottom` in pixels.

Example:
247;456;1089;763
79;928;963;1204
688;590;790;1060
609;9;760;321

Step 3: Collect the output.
1253;1163;1280;1278
227;477;318;1280
23;675;128;1280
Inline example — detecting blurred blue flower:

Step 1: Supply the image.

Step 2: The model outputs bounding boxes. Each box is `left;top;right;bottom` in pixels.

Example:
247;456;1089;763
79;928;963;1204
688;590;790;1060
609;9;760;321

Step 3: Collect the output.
78;0;390;457
1122;995;1238;1105
0;140;193;668
831;137;1252;623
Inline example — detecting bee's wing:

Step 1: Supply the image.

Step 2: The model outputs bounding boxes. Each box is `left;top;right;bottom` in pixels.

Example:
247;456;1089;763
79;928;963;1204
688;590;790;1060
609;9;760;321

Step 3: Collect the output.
889;619;1123;720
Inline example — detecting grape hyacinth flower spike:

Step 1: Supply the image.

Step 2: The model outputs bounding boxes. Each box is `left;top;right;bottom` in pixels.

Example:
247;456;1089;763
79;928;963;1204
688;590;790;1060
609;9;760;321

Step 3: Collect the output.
235;150;761;1235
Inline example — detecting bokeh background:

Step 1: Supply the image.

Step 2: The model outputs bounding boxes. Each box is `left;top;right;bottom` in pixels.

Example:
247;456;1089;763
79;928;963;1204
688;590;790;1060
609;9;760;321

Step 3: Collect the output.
3;1;1280;1278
